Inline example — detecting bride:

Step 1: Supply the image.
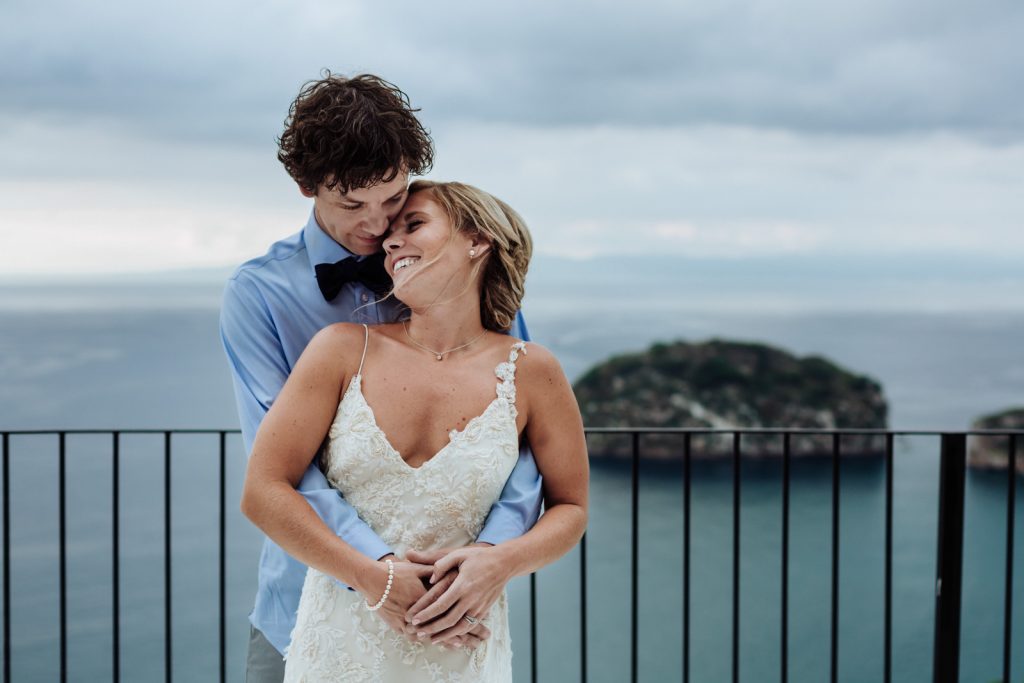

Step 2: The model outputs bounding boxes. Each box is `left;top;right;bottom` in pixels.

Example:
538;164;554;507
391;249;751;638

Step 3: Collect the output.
241;180;589;681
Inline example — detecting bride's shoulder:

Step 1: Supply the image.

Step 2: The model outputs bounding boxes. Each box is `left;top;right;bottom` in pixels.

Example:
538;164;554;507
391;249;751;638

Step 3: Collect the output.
304;323;369;361
508;342;576;418
509;341;567;383
510;339;546;356
314;321;368;345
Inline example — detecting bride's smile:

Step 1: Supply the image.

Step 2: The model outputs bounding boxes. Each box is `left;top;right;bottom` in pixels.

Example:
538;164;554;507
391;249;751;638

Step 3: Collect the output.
383;191;488;306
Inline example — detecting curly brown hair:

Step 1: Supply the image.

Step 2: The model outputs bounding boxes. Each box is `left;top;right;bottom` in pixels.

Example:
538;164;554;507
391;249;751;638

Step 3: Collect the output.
277;72;434;194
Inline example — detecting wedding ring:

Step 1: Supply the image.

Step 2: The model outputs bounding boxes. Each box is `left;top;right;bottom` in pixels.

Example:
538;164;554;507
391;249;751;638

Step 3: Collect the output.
463;615;479;625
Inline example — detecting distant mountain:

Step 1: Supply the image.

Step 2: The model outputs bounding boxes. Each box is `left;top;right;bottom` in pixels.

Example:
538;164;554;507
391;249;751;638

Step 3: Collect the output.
3;246;1023;314
0;266;234;286
3;249;1022;317
573;338;888;459
524;252;1024;313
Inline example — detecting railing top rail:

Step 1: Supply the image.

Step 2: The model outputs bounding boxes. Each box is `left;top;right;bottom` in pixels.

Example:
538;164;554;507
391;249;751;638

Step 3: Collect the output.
2;428;1024;436
583;428;1024;436
0;429;242;435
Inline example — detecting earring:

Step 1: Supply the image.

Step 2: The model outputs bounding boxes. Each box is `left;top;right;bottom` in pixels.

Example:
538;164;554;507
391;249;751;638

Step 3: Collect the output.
469;249;476;258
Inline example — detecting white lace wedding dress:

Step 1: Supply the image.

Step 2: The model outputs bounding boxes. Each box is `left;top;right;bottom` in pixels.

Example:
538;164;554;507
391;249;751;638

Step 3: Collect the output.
283;328;525;682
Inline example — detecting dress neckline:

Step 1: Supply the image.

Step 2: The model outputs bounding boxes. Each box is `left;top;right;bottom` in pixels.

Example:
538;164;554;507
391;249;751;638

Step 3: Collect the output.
341;337;526;471
345;375;507;471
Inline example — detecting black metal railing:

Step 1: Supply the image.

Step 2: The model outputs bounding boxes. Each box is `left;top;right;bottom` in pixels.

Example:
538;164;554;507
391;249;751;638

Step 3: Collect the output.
581;428;1021;683
1;430;233;683
0;428;1020;683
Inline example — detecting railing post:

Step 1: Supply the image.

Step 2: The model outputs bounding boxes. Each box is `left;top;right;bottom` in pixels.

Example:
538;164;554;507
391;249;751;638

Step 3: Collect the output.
164;432;172;683
3;432;10;683
631;432;639;683
731;432;740;683
218;432;227;683
529;572;537;683
1002;434;1017;683
112;432;120;683
58;433;67;683
933;433;966;683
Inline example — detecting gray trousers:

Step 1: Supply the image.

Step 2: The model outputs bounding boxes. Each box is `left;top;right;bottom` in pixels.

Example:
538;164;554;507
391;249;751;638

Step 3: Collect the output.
246;625;285;683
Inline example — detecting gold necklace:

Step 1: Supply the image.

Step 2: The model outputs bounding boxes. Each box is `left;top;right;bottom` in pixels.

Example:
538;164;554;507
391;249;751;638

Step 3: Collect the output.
403;321;487;361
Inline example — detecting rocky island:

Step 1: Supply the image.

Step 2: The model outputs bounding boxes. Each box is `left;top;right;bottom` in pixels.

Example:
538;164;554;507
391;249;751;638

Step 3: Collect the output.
573;339;888;459
969;407;1024;475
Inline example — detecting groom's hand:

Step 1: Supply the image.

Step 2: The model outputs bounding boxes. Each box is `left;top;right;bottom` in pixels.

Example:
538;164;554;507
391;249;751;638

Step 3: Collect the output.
403;544;512;645
369;554;433;639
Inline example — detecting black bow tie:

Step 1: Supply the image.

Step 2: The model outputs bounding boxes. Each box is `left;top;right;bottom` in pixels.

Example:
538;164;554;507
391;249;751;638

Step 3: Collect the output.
314;254;392;301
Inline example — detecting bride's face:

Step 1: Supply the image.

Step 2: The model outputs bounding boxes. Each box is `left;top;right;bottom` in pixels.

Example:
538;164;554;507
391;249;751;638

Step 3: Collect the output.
383;191;485;305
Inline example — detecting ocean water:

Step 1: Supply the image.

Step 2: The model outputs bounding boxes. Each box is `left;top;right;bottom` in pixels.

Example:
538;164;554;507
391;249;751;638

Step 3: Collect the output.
0;284;1022;682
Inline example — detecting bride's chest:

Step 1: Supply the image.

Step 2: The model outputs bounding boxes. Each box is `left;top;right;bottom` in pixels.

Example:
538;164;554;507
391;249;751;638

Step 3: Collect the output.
359;376;509;463
324;384;520;506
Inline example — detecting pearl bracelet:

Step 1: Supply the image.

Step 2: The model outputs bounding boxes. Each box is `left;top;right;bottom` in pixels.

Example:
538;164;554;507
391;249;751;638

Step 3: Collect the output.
365;558;394;611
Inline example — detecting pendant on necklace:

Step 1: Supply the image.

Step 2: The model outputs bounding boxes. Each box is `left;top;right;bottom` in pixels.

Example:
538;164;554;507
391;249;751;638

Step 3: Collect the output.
436;354;443;361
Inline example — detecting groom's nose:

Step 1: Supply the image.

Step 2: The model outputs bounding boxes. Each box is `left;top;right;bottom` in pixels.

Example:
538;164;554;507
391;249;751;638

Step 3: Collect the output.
365;207;390;236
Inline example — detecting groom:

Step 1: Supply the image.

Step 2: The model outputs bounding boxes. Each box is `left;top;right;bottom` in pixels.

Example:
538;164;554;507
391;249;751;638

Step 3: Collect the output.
220;72;542;681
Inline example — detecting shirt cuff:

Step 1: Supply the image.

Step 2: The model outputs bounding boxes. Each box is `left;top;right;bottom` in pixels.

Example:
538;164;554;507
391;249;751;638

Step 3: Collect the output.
476;517;524;547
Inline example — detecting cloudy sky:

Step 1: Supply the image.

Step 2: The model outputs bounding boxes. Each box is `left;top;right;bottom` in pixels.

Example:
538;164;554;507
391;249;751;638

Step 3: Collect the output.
2;0;1022;305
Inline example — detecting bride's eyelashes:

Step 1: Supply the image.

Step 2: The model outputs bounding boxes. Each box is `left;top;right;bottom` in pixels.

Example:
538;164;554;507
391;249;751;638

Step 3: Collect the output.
388;220;422;238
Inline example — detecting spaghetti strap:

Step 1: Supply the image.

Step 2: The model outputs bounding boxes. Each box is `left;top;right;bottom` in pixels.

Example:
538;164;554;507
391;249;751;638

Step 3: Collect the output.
357;324;369;376
494;341;527;405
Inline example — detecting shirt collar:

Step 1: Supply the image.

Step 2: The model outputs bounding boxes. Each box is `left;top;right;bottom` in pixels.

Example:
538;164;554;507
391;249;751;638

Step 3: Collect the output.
302;208;360;274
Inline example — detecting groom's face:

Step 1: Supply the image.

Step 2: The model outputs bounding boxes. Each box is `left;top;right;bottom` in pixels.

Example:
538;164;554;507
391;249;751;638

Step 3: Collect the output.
303;170;409;256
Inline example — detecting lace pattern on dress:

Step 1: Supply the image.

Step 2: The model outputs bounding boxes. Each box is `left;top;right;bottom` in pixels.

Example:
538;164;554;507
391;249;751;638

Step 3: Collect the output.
283;340;527;683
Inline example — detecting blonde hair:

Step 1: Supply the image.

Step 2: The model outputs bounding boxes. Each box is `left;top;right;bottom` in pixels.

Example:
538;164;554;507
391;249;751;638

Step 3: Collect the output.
406;180;532;332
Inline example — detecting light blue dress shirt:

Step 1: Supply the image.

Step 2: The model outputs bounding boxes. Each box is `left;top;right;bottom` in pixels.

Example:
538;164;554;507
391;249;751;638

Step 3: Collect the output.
220;209;543;654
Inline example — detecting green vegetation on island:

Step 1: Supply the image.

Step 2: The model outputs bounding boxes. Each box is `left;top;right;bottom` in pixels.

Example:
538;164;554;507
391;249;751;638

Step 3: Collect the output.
573;338;889;459
969;407;1024;476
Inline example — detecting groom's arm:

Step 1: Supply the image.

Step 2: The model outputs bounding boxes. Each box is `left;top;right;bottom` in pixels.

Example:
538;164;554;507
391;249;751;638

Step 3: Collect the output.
475;311;544;544
476;445;542;544
220;274;393;565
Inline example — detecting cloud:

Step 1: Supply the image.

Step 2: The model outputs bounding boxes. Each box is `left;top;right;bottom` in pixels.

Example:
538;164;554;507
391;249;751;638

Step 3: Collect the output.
536;218;823;259
1;0;1022;285
4;120;1022;275
0;178;305;274
1;0;1022;142
652;220;821;253
434;122;1024;253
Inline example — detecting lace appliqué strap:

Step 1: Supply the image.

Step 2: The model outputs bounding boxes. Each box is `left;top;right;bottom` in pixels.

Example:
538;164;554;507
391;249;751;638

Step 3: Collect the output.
494;342;527;404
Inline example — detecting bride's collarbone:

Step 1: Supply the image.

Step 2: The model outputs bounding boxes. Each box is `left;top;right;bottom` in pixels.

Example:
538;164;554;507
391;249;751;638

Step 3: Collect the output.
362;373;502;439
365;377;497;421
368;346;503;389
357;337;522;436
